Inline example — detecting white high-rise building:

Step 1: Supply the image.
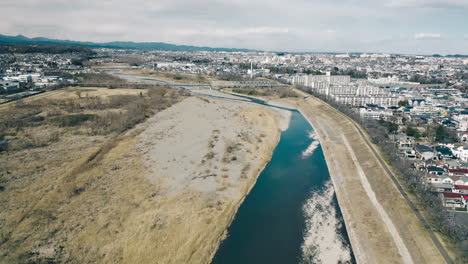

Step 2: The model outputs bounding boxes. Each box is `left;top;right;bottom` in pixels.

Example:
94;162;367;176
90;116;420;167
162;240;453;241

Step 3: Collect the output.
292;72;398;107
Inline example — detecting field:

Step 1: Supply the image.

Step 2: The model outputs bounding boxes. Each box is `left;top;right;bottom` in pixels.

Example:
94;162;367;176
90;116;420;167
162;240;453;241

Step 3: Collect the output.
122;69;216;84
0;85;184;262
121;68;283;86
0;83;287;263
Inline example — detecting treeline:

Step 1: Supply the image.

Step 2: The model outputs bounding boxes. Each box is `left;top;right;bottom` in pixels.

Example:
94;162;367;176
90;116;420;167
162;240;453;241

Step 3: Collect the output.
330;67;367;78
0;43;95;55
297;85;468;262
408;74;447;84
405;125;458;143
71;72;126;86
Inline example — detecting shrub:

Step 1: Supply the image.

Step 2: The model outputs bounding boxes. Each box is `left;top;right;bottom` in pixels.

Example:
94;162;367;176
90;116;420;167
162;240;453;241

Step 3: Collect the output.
204;151;215;160
7;137;33;151
30;131;60;147
50;114;95;127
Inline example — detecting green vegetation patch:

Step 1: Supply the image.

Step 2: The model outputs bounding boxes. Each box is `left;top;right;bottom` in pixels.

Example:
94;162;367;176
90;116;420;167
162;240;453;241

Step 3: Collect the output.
232;89;258;96
50;114;95;127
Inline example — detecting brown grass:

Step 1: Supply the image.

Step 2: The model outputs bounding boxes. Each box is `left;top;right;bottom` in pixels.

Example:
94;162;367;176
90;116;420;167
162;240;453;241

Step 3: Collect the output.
0;86;184;152
0;85;186;262
230;87;298;98
0;92;284;264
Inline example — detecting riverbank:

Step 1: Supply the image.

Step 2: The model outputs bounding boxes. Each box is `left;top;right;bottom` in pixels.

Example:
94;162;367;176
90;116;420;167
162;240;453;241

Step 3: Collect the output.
132;95;288;263
212;108;354;264
284;89;447;263
0;90;287;263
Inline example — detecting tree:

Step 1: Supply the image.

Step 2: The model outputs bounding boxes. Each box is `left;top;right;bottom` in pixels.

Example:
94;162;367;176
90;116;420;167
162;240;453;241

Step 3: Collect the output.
378;120;398;133
71;58;83;66
406;127;420;138
398;100;409;107
435;125;450;143
388;123;398;133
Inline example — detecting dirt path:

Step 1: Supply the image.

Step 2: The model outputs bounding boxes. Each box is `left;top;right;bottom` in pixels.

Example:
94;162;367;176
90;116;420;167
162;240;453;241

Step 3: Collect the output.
341;135;414;264
286;90;447;264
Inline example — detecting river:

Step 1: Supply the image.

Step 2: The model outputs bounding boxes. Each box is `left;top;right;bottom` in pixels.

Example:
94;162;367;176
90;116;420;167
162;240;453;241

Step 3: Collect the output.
212;110;355;264
108;72;356;263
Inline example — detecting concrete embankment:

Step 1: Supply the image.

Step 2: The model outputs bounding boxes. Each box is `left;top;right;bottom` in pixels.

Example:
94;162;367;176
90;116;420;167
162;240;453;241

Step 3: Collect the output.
286;90;447;264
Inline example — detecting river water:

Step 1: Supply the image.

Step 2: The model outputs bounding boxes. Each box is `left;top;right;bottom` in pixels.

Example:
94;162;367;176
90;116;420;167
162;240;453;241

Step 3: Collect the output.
212;110;355;264
108;72;355;263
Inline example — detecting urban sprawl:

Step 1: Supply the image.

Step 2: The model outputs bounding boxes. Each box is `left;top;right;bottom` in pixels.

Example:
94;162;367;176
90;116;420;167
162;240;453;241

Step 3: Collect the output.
1;49;468;212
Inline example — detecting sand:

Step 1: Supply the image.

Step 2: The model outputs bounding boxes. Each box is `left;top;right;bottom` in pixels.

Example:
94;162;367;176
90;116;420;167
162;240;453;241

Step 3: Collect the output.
130;95;288;263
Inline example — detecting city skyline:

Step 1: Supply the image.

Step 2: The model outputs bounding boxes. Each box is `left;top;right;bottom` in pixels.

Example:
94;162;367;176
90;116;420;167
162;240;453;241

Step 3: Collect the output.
1;0;467;54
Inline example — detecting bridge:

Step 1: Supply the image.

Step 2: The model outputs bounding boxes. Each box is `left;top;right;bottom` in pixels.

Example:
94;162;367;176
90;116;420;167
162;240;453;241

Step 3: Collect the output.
210;81;288;88
74;82;214;91
74;83;211;88
73;81;289;90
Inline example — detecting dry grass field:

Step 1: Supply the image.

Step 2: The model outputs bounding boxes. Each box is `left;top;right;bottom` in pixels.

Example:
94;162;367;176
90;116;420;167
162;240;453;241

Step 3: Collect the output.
123;69;215;84
0;85;185;263
0;84;286;263
121;68;282;86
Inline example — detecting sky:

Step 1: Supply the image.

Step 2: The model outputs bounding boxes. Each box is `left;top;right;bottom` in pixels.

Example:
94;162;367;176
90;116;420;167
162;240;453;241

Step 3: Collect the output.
1;0;467;54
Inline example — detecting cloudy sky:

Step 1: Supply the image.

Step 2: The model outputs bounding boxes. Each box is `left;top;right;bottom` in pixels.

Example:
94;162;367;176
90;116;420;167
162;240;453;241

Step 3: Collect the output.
1;0;467;54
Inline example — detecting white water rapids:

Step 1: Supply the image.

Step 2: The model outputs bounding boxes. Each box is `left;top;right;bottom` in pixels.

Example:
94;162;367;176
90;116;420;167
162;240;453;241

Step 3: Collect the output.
302;131;320;158
300;181;353;264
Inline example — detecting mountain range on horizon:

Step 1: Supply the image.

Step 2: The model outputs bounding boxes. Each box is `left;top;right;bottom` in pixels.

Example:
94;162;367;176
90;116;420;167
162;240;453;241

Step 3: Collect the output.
0;34;254;53
0;34;467;57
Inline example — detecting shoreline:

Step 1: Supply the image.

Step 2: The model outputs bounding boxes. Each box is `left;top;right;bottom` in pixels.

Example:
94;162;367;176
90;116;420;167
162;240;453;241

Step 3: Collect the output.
296;107;365;262
207;123;283;263
285;90;446;263
133;95;288;264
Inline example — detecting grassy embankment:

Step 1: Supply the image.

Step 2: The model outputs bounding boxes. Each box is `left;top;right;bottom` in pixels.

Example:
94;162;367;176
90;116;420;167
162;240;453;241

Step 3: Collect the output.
285;89;455;263
0;74;186;263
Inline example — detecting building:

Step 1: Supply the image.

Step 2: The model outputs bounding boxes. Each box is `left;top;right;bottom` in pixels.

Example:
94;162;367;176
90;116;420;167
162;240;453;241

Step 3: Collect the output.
440;192;465;208
293;72;399;107
450;146;468;161
359;108;393;120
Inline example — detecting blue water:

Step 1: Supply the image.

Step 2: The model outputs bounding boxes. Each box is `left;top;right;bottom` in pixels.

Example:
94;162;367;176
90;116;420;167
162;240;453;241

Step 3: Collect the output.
212;110;354;264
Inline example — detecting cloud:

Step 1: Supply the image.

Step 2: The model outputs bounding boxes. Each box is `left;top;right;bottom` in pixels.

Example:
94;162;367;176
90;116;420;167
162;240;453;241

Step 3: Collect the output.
0;0;466;54
414;33;441;39
386;0;468;9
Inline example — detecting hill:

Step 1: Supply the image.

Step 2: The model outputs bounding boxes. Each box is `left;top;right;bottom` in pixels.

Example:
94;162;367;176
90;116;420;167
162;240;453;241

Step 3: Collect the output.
0;43;95;55
0;34;253;52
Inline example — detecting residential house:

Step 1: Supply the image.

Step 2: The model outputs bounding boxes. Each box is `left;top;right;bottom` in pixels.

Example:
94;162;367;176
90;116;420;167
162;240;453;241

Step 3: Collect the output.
440;192;465;208
430;182;453;193
427;166;445;175
434;145;454;160
453;185;468;194
451;146;468;162
448;168;468;177
415;144;435;160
